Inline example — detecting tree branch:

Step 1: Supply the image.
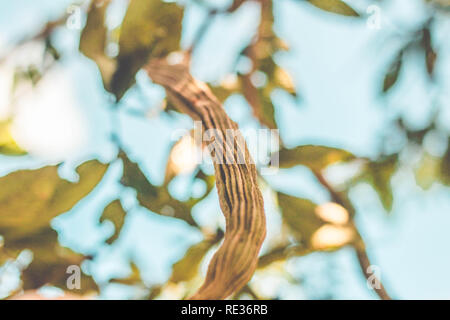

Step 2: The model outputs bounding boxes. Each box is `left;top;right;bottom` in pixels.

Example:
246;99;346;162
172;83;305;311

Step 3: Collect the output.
312;170;392;300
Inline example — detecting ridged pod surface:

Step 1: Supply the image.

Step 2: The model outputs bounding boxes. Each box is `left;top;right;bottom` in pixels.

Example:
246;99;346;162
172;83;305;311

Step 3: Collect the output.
146;60;267;300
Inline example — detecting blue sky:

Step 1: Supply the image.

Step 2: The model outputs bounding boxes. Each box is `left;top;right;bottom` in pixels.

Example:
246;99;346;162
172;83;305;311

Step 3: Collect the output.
0;0;449;299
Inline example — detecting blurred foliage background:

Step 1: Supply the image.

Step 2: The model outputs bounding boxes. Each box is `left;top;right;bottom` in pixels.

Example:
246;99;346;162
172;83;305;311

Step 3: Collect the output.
0;0;449;299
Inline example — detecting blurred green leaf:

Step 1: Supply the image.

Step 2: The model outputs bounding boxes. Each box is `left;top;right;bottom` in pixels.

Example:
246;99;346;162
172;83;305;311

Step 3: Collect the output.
307;0;360;16
257;244;314;269
0;160;107;293
441;141;450;185
110;262;142;286
422;27;437;77
273;66;297;97
0;160;109;241
383;51;403;93
240;73;277;130
111;0;183;100
147;285;163;300
277;192;354;250
170;241;213;284
259;55;296;97
210;79;240;103
194;169;216;199
414;148;450;189
79;0;116;89
425;0;450;12
45;38;61;61
363;155;398;211
277;192;323;246
240;61;296;129
100;199;127;244
119;151;202;226
236;0;298;129
3;227;98;293
278;145;355;171
109;260;164;299
0;120;26;156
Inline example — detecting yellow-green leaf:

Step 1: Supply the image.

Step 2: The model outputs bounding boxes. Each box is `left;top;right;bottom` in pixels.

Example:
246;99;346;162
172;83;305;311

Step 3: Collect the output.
4;227;98;293
100;199;127;244
111;0;183;100
119;151;198;226
422;27;437;77
240;73;277;130
278;145;355;171
170;241;213;284
307;0;360;16
170;232;223;284
110;262;142;286
0;160;109;241
210;81;240;103
0;120;26;156
277;193;354;250
79;0;116;89
277;192;323;246
364;155;398;211
414;152;441;190
237;0;298;129
426;0;450;11
274;67;296;96
383;51;403;93
441;141;450;185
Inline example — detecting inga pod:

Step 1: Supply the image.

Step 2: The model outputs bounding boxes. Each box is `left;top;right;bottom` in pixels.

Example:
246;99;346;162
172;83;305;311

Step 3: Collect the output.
145;59;267;300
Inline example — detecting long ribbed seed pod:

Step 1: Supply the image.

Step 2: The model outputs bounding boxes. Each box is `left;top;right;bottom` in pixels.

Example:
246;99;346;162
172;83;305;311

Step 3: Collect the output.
145;60;266;300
